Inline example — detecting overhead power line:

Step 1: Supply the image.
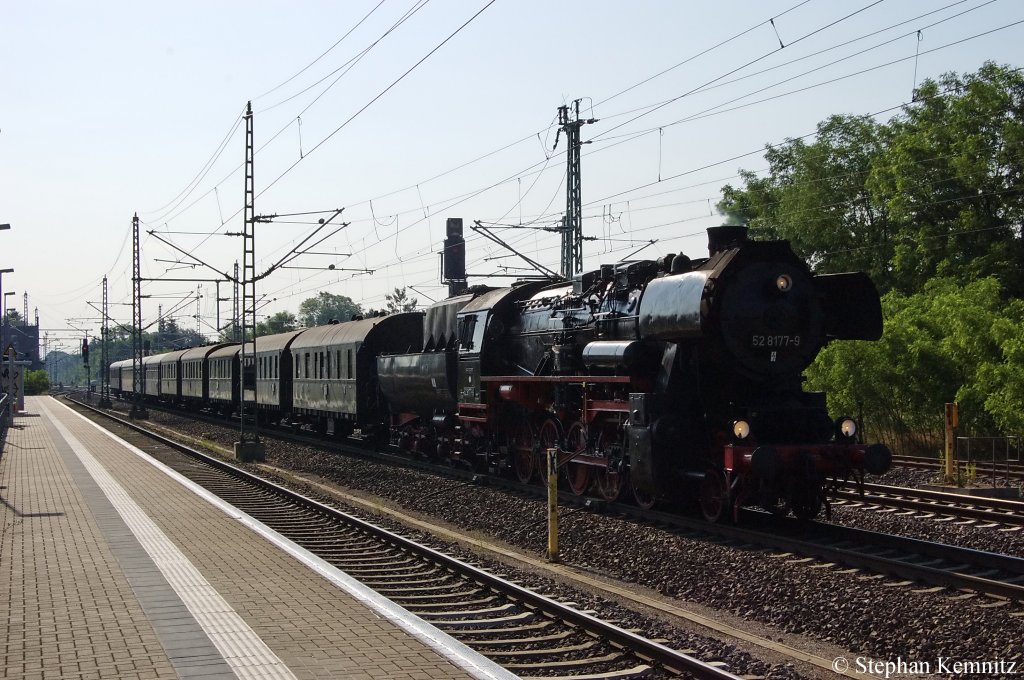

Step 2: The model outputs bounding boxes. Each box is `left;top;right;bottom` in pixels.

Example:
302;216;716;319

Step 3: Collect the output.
256;0;498;202
253;0;388;101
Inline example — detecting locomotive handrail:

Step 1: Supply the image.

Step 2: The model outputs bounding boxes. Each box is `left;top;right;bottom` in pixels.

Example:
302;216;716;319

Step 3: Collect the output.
480;374;632;383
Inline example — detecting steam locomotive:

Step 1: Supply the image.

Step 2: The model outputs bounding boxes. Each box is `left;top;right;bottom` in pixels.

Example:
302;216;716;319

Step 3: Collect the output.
110;222;891;522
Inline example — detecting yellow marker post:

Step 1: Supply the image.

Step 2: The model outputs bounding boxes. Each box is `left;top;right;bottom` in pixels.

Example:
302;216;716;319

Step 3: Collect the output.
547;447;559;563
944;403;959;484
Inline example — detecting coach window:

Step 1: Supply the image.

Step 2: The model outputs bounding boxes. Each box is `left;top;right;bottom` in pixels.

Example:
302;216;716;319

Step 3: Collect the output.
336;350;341;378
326;351;331;379
305;352;310;378
346;349;353;379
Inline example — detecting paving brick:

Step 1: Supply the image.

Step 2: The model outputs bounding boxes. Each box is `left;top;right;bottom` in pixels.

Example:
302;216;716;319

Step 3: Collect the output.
2;397;500;679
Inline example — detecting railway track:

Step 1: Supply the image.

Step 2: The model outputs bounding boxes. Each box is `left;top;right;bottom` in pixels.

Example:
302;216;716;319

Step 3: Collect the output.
892;453;1024;481
83;394;1024;603
834;482;1024;528
711;513;1024;602
69;397;745;680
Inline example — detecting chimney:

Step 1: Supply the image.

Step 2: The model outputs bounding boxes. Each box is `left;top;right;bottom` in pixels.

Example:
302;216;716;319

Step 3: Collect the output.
707;225;749;256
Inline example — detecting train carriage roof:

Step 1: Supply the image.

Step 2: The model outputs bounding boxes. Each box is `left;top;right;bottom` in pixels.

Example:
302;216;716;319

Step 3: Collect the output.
208;344;240;360
290;313;421;353
141;354;164;366
181;343;234;362
253;329;306;354
157;349;191;365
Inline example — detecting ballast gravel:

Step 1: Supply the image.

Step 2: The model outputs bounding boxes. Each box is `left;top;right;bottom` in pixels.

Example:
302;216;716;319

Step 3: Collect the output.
111;405;1024;677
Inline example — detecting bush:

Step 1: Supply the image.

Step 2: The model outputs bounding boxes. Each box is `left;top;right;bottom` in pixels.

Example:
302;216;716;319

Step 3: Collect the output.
24;369;50;395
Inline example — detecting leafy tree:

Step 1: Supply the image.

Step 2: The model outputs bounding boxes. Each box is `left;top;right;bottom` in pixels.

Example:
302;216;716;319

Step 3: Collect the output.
218;321;243;343
719;62;1024;297
385;287;418;313
24;369;50;395
256;311;297;336
806;277;1024;455
151;317;206;351
868;62;1024;295
719;114;895;288
297;292;362;327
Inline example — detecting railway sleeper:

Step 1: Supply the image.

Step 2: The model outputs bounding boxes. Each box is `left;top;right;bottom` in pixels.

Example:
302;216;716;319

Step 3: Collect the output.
386;589;489;601
315;547;401;559
453;620;554;637
311;538;395;548
415;603;518;619
431;611;537;629
400;596;500;610
518;665;654;680
330;555;417;567
334;559;421;572
465;631;573;647
364;578;462;590
480;641;599;659
500;652;628;672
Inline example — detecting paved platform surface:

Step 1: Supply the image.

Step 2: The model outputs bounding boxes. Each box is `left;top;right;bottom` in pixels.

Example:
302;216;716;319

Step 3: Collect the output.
1;396;514;680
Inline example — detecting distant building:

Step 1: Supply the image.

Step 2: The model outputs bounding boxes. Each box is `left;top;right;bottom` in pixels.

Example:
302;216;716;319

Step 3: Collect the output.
2;322;41;370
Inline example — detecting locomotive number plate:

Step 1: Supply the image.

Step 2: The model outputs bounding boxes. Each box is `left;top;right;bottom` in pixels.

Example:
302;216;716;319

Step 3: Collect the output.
751;334;801;347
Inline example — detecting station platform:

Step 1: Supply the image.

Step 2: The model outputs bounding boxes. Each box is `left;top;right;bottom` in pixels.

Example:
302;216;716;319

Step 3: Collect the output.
1;396;515;680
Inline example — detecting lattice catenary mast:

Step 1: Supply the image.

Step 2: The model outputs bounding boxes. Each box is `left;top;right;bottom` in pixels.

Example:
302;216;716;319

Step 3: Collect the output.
235;101;264;461
130;213;148;419
556;100;597;278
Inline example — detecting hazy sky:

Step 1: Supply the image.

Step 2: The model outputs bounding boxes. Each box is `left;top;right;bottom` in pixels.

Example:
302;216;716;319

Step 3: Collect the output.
2;0;1021;352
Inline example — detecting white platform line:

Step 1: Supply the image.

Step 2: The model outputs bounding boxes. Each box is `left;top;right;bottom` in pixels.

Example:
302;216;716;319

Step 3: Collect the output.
40;398;297;680
53;398;517;680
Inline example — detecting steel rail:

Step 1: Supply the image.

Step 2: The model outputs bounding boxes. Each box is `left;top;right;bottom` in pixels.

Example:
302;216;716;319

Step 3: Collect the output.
835;482;1024;526
83;392;1024;602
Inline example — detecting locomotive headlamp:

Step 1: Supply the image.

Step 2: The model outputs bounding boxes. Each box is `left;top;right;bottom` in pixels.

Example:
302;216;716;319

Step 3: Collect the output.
732;419;751;440
837;417;858;439
775;274;793;293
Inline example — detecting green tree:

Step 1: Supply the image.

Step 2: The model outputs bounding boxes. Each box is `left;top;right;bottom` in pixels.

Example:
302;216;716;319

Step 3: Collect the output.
868;62;1024;295
719;63;1024;297
385;287;418;313
23;369;50;395
297;292;361;327
218;321;242;343
719;114;893;287
806;277;1024;455
152;317;206;351
256;311;297;336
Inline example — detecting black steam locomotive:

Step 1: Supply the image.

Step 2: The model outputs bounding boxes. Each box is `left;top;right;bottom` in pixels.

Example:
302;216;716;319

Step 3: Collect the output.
111;222;891;522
